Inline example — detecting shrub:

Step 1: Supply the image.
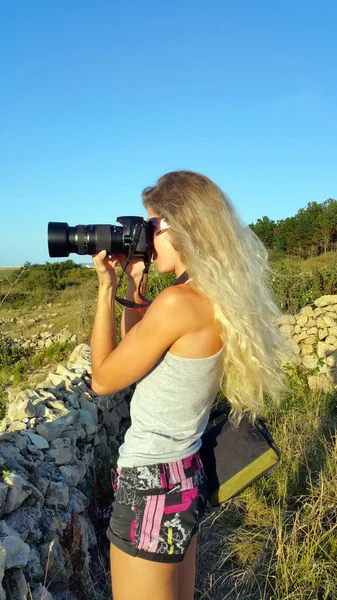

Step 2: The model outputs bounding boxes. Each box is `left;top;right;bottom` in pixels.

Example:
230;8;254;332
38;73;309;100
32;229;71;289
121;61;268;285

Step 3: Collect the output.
0;389;6;420
30;340;77;367
0;334;29;368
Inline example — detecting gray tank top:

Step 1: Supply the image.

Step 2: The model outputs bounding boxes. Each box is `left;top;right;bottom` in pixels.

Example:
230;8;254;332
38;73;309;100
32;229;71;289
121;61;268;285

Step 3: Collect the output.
117;345;224;467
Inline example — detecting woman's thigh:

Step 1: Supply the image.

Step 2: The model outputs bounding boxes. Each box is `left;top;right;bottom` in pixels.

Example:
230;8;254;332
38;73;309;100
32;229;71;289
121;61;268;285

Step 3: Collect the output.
110;542;178;600
177;532;198;600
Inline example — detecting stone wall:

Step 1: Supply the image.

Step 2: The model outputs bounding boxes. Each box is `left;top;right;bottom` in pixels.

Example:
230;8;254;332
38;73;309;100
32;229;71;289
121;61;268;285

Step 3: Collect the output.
0;344;131;600
0;304;77;351
275;294;337;393
0;326;77;352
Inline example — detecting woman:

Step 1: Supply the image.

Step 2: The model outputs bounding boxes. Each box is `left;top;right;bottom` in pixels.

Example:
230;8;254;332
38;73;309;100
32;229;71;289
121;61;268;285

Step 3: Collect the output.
90;171;288;600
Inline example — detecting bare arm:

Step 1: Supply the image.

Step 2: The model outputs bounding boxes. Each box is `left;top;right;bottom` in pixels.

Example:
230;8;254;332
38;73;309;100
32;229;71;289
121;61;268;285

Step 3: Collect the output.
92;286;188;394
121;274;149;338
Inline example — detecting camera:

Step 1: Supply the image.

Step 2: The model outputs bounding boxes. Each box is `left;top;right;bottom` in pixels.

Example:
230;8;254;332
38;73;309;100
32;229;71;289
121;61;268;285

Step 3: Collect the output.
48;216;154;260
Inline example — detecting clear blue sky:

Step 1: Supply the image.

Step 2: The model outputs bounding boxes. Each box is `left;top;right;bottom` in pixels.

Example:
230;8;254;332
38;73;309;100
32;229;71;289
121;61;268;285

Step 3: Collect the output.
1;0;336;267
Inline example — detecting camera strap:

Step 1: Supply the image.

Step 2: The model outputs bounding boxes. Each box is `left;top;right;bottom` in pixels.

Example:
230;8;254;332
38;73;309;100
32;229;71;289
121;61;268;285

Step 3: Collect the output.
114;222;151;309
114;261;151;310
115;266;191;310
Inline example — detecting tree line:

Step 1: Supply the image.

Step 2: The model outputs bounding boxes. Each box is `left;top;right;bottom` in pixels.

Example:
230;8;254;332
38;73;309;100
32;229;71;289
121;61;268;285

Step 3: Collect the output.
249;198;337;258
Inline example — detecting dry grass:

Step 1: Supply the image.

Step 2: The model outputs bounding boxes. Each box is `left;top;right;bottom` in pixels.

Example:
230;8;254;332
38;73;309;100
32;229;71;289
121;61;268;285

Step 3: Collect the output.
194;375;337;600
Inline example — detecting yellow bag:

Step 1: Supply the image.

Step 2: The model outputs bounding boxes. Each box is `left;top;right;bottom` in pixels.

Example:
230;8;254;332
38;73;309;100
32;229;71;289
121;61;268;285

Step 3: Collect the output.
199;408;281;507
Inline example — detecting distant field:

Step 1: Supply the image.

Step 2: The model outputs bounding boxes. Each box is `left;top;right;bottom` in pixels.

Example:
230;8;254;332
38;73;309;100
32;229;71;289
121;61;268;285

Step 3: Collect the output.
0;267;23;279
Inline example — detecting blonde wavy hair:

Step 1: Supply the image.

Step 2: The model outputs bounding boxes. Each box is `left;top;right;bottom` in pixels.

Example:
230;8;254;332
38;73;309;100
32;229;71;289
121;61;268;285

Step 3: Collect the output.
142;170;293;426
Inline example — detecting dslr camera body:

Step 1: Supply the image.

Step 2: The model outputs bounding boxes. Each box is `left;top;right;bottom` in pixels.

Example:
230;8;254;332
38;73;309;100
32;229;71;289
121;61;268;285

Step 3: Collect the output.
48;216;154;261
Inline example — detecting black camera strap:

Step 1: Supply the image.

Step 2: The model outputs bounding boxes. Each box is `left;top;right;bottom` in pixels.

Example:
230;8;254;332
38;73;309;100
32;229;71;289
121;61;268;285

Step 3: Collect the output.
114;262;151;310
115;265;190;310
114;222;151;309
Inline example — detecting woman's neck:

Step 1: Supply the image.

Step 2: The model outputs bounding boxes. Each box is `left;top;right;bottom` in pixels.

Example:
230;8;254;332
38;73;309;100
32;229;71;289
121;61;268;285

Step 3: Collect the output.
174;271;190;285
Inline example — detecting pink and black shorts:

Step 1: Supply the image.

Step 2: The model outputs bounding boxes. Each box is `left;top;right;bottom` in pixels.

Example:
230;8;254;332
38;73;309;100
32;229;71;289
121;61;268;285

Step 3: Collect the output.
107;451;209;563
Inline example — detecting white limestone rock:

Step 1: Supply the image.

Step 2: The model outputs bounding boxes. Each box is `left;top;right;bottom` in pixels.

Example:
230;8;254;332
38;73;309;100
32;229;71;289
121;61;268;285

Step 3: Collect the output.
68;488;90;513
0;521;30;569
59;464;83;488
302;335;317;345
314;295;337;307
317;341;336;359
36;410;80;442
5;507;43;543
47;438;76;466
45;482;69;510
3;473;31;514
20;431;49;450
302;355;319;370
326;351;337;368
293;332;309;344
56;364;82;384
297;315;308;327
67;343;92;375
317;315;336;328
6;421;27;433
328;326;337;336
79;409;96;436
325;335;337;345
301;344;314;356
6;397;36;422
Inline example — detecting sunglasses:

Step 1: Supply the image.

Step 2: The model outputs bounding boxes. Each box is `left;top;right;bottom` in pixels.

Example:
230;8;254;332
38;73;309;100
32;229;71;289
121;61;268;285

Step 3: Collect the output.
148;217;170;238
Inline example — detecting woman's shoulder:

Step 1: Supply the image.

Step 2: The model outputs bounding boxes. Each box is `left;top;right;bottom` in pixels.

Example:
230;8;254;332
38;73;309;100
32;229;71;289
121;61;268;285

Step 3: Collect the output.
156;284;223;357
155;282;216;328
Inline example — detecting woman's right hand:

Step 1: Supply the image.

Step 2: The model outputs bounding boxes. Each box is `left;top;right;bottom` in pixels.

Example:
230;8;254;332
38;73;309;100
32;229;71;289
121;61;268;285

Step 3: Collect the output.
110;254;146;282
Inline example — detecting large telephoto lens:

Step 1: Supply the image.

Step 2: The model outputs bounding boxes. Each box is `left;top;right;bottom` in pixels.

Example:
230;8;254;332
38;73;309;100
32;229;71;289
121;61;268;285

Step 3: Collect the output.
48;222;124;257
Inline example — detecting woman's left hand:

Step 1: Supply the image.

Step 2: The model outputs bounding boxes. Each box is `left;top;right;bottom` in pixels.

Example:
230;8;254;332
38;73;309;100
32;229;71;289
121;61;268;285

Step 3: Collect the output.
92;250;122;289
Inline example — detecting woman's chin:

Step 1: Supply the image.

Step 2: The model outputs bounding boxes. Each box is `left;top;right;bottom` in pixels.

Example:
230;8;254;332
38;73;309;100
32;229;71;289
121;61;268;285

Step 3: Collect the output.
156;265;174;275
153;256;174;274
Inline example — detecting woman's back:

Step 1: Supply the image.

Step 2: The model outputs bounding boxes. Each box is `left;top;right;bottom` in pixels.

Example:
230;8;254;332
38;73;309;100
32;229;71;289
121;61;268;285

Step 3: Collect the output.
167;282;223;359
117;284;225;468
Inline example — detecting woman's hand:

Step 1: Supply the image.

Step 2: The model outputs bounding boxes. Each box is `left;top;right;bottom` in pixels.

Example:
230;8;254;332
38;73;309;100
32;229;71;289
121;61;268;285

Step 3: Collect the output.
121;256;147;282
92;250;146;288
92;250;121;288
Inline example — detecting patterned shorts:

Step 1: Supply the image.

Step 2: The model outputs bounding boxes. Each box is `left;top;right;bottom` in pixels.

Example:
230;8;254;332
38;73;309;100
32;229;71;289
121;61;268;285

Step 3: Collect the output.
106;451;209;563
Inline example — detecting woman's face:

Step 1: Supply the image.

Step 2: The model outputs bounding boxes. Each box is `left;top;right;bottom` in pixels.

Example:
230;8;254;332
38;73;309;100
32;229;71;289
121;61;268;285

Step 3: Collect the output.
147;210;177;273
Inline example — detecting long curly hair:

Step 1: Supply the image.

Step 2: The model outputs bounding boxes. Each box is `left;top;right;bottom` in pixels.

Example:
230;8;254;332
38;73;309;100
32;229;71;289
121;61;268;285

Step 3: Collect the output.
142;170;293;425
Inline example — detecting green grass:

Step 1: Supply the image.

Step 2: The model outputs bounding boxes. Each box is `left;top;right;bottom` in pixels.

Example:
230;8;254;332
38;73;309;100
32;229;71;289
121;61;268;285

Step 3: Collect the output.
0;340;77;389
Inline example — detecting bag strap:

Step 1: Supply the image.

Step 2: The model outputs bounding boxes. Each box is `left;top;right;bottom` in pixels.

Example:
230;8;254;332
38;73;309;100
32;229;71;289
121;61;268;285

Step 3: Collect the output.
208;406;268;426
208;407;228;421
